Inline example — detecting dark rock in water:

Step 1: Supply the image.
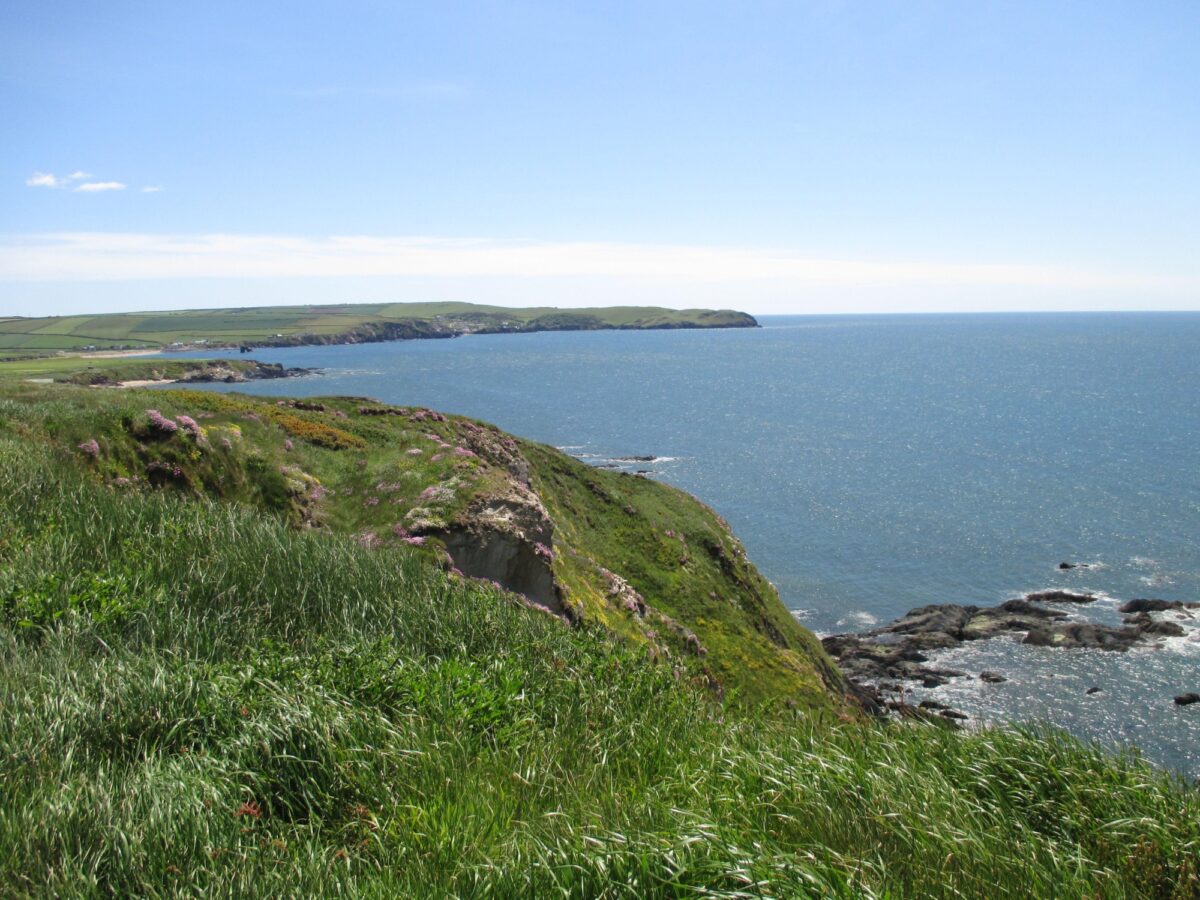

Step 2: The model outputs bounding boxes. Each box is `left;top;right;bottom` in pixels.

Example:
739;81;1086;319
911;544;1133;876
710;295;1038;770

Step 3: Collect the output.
613;455;656;462
1174;693;1200;707
1058;561;1076;570
940;709;969;721
1122;612;1186;637
1024;589;1096;604
1023;623;1141;651
1086;686;1102;695
825;587;1186;708
1118;598;1200;614
919;699;950;711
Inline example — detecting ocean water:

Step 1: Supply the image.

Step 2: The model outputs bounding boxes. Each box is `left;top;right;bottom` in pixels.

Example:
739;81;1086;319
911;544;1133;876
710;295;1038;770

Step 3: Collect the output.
165;313;1200;776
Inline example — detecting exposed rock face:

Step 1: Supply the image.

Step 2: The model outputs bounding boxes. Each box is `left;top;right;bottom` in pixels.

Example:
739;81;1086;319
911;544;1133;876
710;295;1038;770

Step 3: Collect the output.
434;487;566;618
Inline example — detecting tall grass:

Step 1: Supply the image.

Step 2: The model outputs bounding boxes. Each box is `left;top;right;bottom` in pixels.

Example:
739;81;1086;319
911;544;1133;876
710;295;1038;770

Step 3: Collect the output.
1;440;1198;897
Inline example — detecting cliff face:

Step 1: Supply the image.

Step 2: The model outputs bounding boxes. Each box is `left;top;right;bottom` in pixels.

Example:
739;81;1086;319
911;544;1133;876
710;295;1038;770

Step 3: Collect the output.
0;382;847;716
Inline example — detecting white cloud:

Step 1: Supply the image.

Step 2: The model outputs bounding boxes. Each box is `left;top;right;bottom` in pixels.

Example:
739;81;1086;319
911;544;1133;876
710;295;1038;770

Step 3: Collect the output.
74;181;126;193
25;172;64;188
67;171;91;180
0;232;1193;306
141;186;163;193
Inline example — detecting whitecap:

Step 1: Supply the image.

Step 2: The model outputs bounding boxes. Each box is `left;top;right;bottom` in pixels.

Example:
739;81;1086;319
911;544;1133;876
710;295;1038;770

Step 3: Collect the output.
835;611;878;628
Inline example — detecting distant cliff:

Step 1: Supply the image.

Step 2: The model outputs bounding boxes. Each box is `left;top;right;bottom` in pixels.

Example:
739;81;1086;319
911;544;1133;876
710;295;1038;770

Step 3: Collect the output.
0;303;759;353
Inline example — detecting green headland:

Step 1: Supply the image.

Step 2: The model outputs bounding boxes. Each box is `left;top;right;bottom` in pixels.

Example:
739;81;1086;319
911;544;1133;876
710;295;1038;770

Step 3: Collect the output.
0;365;1197;896
0;301;758;353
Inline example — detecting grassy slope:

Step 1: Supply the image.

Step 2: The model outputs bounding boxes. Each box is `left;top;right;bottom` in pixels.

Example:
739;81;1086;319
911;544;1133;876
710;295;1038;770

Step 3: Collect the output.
0;382;843;714
0;302;757;351
1;385;1198;897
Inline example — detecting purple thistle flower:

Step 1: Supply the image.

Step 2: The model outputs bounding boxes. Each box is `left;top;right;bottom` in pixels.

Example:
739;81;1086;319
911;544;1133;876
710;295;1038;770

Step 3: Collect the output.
77;438;100;458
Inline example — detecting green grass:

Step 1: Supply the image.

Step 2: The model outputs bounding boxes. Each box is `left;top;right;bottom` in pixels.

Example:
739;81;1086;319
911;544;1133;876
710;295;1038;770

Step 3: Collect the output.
1;385;1198;897
0;302;758;352
0;355;256;384
0;448;1196;897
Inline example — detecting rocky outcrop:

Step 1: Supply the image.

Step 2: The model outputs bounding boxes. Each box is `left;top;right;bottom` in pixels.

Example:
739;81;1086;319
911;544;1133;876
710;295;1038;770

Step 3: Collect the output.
1118;598;1200;614
825;589;1192;693
434;486;568;618
176;361;318;383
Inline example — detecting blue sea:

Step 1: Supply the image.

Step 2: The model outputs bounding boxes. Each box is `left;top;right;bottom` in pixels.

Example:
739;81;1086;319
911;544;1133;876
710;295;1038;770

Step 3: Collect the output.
166;313;1200;777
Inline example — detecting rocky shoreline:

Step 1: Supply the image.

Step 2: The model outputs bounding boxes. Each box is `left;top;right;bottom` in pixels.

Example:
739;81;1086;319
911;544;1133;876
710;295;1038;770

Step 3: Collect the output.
824;591;1199;725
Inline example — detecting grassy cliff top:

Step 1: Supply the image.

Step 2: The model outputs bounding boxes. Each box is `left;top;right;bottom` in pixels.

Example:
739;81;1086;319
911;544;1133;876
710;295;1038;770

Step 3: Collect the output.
1;381;1197;897
0;301;758;352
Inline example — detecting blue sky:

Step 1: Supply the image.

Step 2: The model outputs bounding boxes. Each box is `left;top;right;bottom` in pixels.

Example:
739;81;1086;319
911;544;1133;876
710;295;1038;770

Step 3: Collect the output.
2;1;1198;316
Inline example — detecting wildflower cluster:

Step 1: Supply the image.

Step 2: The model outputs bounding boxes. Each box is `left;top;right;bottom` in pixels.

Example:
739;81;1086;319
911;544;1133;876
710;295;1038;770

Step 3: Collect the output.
146;409;178;433
175;414;208;446
77;438;100;458
533;542;554;562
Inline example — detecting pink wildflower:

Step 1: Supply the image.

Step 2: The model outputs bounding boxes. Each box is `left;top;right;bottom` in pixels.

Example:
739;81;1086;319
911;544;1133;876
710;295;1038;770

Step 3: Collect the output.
402;535;425;546
310;484;330;501
333;410;348;419
146;409;178;433
452;446;476;458
418;485;440;502
364;496;380;507
221;436;233;449
283;439;293;451
430;453;444;462
114;476;132;486
449;567;464;577
77;438;100;458
392;524;410;537
406;448;423;456
533;542;554;561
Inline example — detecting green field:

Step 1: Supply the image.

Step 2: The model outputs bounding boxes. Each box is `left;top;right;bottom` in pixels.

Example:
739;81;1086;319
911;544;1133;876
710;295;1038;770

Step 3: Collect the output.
0;302;758;352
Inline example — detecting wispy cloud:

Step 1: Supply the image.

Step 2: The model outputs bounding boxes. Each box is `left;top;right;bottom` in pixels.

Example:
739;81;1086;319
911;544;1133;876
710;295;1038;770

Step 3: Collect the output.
0;233;1191;300
25;172;65;189
141;186;163;193
26;171;140;192
73;181;127;193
